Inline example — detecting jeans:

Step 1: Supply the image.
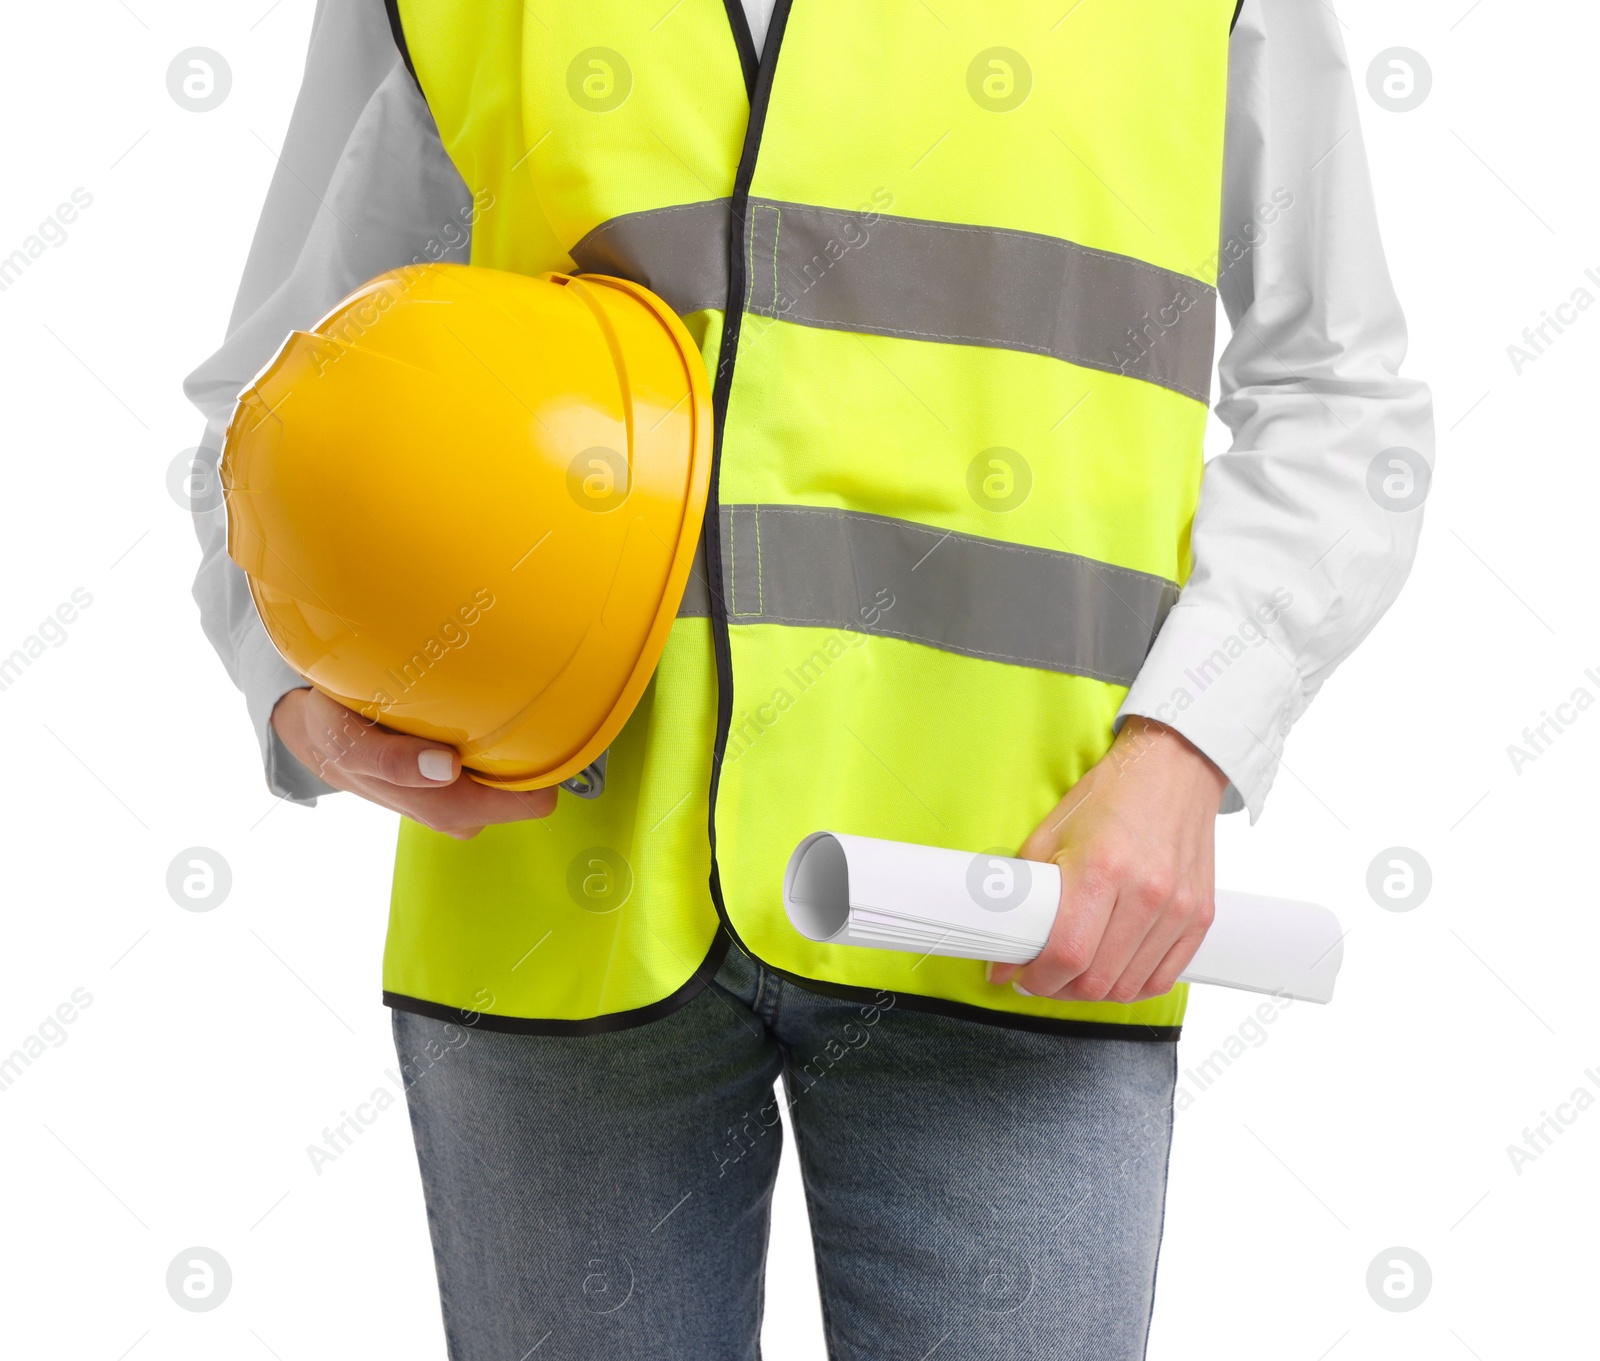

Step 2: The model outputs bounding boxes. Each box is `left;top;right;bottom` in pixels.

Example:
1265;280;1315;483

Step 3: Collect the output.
393;940;1177;1360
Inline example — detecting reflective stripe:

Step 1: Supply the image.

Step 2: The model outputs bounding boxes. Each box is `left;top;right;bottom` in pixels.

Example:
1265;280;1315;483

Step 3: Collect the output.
570;201;731;317
744;201;1214;402
677;505;1177;686
678;536;714;618
570;199;1216;401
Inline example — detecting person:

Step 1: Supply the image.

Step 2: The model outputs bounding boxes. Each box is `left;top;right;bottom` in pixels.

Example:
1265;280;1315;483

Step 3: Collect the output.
185;1;1432;1357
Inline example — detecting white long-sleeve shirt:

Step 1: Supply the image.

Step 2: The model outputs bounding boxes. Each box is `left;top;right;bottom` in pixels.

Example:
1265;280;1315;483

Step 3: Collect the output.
184;0;1433;821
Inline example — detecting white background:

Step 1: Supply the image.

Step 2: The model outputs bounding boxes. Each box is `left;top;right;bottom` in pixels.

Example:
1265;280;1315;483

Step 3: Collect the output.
0;1;1594;1357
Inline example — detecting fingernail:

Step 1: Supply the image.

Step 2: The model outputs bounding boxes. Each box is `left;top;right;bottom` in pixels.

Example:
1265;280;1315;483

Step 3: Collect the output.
984;961;997;984
418;750;454;782
1012;981;1034;998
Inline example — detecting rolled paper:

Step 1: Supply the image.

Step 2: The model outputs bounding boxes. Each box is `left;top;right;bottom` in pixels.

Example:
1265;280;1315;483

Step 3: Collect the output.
783;832;1344;1004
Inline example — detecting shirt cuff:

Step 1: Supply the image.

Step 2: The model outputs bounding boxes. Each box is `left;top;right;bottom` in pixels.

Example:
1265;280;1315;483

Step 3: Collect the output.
238;628;339;805
1115;599;1307;822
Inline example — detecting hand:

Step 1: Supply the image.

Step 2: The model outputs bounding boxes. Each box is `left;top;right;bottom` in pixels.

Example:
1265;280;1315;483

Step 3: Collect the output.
989;717;1228;1004
270;687;556;839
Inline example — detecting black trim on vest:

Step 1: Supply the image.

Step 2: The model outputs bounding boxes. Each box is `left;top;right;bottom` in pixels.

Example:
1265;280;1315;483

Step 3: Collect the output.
721;0;760;98
693;0;1181;1046
385;928;1181;1042
383;0;421;87
383;930;731;1036
1230;0;1245;32
701;0;791;1040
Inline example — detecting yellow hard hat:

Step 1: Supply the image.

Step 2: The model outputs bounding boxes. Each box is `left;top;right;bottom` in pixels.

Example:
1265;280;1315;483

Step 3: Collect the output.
220;262;712;793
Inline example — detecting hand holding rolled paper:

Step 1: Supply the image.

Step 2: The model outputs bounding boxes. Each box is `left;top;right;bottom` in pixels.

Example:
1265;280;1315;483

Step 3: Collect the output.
783;832;1344;1004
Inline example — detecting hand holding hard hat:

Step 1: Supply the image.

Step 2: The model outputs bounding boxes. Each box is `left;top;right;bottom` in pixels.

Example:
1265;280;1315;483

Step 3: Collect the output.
222;262;713;803
267;685;557;838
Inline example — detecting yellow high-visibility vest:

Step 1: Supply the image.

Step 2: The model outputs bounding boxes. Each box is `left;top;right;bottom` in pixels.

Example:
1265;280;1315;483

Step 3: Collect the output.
380;0;1235;1038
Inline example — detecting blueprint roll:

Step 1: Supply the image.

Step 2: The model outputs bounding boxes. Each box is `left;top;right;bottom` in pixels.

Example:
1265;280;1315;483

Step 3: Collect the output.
783;832;1344;1004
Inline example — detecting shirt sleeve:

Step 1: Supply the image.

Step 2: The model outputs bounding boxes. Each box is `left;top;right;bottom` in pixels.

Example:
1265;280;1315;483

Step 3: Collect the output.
183;0;473;804
1116;0;1435;821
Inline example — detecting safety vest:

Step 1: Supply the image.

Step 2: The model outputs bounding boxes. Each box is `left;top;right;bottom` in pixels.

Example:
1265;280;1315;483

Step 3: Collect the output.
380;0;1234;1038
